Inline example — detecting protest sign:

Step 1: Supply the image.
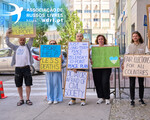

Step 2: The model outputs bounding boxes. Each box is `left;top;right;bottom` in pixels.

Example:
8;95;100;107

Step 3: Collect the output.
123;55;150;77
64;70;88;99
67;42;89;69
40;45;61;58
92;46;120;68
9;11;36;38
40;58;61;72
40;45;61;72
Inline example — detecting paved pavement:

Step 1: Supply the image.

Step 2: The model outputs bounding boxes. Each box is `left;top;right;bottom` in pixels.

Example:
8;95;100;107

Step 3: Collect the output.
1;74;150;120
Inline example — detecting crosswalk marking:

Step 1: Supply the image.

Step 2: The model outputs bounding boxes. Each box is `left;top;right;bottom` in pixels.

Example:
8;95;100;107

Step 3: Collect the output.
3;78;97;97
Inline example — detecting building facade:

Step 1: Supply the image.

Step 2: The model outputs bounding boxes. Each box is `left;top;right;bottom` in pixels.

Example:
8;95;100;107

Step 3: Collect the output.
111;0;150;54
64;0;115;44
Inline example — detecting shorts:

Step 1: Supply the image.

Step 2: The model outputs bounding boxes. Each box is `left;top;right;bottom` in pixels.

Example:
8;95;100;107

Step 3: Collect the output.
15;66;33;87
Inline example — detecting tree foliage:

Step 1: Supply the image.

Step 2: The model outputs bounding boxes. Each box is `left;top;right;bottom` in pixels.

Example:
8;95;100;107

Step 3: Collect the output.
56;4;84;50
30;0;55;47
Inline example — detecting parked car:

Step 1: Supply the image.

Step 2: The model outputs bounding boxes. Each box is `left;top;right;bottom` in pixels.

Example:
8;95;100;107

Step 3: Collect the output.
0;47;41;75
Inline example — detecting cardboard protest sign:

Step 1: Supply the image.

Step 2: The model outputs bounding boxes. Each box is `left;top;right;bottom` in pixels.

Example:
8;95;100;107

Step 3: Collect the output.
147;5;150;49
67;42;89;69
64;70;88;99
40;45;61;57
123;55;150;77
9;11;36;38
40;58;61;72
92;46;120;68
40;45;61;72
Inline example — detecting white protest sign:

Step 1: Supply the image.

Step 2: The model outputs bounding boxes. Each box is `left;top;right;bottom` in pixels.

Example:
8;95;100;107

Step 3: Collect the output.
123;55;150;77
67;42;89;69
64;70;88;99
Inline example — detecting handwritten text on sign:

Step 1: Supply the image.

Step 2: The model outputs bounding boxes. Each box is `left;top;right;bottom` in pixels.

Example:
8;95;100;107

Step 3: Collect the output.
123;55;150;77
40;45;61;58
40;58;61;72
64;70;88;99
67;42;89;69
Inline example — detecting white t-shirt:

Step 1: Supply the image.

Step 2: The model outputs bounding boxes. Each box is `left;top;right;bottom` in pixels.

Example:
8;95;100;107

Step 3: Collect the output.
15;46;31;67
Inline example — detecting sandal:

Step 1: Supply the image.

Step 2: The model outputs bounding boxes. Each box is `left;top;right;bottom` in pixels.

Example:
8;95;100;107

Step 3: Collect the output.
26;100;33;105
17;100;24;106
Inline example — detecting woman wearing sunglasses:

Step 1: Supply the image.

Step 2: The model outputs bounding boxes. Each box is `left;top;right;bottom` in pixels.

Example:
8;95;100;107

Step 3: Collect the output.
44;40;64;104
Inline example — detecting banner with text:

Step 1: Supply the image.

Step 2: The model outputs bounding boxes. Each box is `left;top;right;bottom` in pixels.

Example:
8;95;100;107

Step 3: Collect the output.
123;55;150;77
67;42;89;69
92;46;120;68
64;70;88;99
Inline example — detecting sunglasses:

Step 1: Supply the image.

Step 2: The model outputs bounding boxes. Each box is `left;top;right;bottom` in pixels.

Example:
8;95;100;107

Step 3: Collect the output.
50;43;56;45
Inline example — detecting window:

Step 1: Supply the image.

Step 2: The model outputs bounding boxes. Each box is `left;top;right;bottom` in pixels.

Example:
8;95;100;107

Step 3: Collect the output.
32;48;39;55
84;10;91;13
102;18;109;22
93;10;100;13
77;10;82;13
93;18;100;21
102;9;110;13
84;18;91;22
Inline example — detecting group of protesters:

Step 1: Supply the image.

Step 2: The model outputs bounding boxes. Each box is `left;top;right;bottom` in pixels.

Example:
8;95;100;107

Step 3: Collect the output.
6;28;149;107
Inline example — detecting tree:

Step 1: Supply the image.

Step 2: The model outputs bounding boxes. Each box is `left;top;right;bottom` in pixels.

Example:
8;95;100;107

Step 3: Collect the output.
30;0;55;47
56;4;84;50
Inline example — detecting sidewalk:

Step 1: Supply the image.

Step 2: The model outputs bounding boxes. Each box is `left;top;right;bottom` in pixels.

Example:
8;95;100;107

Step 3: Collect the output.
1;74;150;120
0;95;111;120
1;93;150;120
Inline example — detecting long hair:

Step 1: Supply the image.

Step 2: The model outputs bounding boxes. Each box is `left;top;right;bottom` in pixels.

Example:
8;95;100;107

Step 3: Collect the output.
131;31;144;44
95;34;107;45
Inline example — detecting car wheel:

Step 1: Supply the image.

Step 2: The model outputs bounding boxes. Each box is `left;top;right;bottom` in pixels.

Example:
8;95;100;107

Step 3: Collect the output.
30;65;35;75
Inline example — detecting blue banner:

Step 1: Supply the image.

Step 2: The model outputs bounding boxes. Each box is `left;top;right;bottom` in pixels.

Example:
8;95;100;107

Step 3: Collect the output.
40;45;61;58
144;15;147;26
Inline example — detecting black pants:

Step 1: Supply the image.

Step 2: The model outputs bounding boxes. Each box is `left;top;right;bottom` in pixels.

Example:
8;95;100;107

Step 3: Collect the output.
92;68;111;99
129;77;144;101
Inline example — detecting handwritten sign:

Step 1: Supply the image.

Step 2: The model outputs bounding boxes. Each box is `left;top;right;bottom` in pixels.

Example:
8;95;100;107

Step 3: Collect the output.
92;46;120;68
64;70;88;99
67;42;89;69
40;58;61;72
40;45;61;72
123;55;150;77
40;45;61;57
9;11;36;38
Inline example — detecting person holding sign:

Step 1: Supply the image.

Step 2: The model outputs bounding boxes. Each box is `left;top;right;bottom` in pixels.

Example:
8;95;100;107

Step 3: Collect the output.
90;35;111;105
6;28;34;106
122;31;149;107
68;33;87;106
43;40;63;104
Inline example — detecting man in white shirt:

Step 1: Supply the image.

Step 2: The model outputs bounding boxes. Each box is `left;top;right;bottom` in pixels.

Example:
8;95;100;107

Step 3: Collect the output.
6;28;34;106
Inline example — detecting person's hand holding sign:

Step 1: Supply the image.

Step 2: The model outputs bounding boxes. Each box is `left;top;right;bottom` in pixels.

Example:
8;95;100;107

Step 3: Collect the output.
6;28;12;37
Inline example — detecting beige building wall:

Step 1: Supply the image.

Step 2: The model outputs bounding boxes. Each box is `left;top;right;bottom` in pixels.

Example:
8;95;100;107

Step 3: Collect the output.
112;0;150;54
64;0;115;44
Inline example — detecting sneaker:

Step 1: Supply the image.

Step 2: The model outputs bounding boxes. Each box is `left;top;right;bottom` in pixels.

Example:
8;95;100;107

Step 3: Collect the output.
48;101;53;104
97;98;104;104
130;100;135;107
139;99;146;106
53;101;58;104
68;100;76;105
105;99;110;105
80;100;86;106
